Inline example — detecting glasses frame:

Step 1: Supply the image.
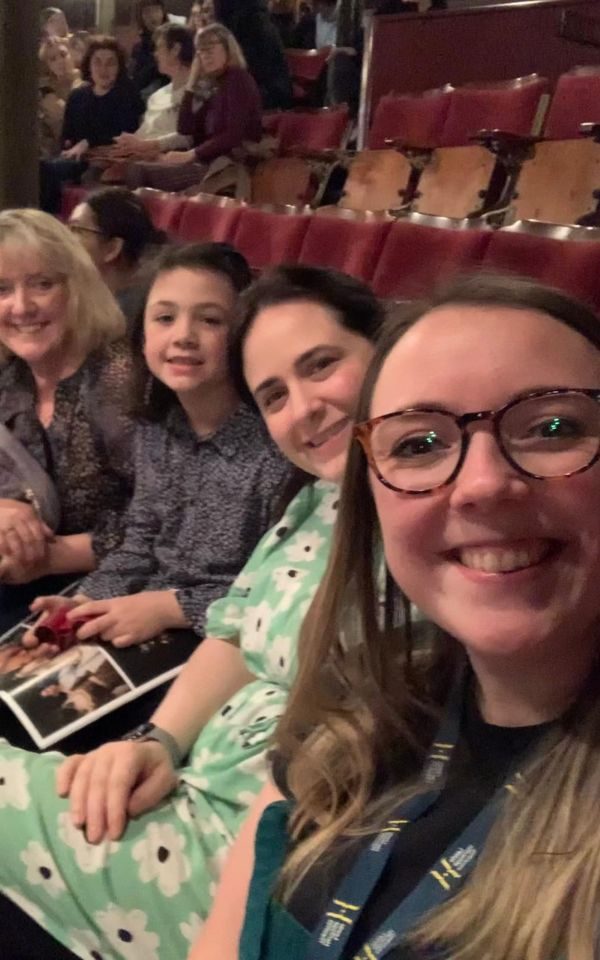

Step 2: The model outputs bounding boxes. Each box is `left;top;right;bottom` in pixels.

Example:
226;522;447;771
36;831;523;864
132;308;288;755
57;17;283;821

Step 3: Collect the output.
354;388;600;495
68;224;104;237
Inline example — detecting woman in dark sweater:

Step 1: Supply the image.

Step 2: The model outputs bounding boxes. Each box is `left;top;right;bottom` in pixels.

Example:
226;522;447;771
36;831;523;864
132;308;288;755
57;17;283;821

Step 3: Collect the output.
40;36;144;214
125;22;262;193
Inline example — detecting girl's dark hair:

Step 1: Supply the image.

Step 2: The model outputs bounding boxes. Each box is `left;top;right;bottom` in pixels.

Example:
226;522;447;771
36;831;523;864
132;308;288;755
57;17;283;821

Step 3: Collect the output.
136;0;168;29
86;187;165;265
153;22;195;64
81;36;128;84
131;242;253;421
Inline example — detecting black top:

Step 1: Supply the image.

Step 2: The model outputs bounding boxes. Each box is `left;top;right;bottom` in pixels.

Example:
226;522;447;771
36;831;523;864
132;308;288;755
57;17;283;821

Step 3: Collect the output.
277;701;550;959
61;82;144;149
130;29;168;97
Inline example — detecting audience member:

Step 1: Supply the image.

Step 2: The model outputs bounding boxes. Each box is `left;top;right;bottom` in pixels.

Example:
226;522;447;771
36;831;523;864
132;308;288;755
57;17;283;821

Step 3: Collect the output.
0;210;134;633
38;38;82;159
130;0;169;99
214;0;293;108
68;30;92;70
195;274;600;960
39;36;144;214
40;6;69;39
189;0;216;30
0;265;383;960
68;187;165;323
124;23;262;193
269;0;298;48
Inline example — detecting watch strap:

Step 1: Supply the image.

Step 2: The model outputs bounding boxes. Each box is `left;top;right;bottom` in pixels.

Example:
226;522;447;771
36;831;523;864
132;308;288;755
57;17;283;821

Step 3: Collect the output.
121;723;183;769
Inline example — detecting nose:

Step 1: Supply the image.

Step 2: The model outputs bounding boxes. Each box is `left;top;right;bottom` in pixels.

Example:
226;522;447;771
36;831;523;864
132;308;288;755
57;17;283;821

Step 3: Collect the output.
448;429;529;511
287;380;322;427
10;284;34;316
171;313;198;346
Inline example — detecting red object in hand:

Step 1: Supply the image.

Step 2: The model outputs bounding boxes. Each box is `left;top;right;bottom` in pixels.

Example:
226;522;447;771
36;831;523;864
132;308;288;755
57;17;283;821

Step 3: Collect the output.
34;606;98;651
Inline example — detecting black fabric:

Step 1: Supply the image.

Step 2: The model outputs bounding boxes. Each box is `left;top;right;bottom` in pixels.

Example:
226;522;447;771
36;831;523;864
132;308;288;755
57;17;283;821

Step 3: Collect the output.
0;895;78;960
61;82;144;149
282;702;550;960
130;29;168;98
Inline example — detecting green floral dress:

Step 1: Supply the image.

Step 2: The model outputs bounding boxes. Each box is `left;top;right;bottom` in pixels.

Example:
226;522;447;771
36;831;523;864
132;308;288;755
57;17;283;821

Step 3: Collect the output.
0;481;339;960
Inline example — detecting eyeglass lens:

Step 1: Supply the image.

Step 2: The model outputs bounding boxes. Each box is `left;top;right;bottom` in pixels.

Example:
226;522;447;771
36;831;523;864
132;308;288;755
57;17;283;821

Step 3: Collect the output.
368;392;600;493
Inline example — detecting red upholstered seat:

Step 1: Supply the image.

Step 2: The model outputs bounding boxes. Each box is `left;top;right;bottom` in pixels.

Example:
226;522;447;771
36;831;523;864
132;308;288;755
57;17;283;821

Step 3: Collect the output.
277;106;350;151
371;221;491;299
543;67;600;139
439;75;549;147
368;87;453;150
175;197;243;243
285;48;331;105
59;185;89;221
483;230;600;310
232;208;310;271
298;213;392;282
135;189;188;236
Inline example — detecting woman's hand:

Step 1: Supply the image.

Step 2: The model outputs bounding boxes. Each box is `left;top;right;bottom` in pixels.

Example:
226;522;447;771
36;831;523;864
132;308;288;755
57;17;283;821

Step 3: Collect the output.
61;138;89;161
161;149;196;166
0;500;53;582
23;593;89;648
66;590;187;647
56;740;178;842
187;54;205;90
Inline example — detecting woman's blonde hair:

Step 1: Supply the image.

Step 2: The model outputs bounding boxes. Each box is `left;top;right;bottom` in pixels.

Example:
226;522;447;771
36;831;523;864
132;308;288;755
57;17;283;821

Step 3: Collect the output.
276;273;600;960
0;209;125;364
195;22;247;70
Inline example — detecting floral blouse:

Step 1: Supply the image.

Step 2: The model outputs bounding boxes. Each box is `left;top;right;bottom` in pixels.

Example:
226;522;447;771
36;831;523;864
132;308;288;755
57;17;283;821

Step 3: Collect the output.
0;341;135;558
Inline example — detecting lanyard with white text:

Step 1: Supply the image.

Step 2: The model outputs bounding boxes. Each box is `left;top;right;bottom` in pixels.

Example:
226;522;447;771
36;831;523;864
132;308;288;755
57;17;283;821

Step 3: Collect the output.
307;670;522;960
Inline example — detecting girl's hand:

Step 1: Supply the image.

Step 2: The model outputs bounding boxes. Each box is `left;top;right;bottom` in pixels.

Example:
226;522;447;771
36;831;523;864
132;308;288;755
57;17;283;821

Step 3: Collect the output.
56;740;178;842
67;591;186;647
23;593;88;648
161;149;196;165
61;138;89;161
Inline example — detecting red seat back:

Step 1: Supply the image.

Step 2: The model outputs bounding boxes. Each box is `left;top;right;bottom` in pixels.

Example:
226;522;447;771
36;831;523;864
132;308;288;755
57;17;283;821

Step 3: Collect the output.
232;208;310;271
136;189;188;237
176;198;243;243
371;221;491;299
368;88;453;150
483;230;600;310
544;68;600;140
278;106;350;151
298;214;391;282
59;185;89;222
285;48;331;84
440;76;549;147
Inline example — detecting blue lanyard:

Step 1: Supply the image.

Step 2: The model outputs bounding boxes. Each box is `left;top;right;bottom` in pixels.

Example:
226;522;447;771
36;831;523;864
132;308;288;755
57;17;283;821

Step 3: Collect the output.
307;671;525;960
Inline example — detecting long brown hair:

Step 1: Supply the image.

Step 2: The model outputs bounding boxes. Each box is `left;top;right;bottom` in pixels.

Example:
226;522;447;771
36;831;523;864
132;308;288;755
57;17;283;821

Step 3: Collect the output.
275;273;600;960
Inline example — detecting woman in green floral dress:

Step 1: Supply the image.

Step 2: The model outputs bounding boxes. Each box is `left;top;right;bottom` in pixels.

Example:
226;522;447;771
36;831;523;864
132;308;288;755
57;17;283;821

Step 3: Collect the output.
0;265;383;960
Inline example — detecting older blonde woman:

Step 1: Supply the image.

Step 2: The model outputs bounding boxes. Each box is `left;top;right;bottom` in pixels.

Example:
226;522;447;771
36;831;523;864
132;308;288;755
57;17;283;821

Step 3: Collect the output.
125;22;263;192
0;209;134;631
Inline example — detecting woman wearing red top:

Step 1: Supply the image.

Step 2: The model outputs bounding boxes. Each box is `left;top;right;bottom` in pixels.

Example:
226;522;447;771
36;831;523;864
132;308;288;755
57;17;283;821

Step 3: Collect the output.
125;22;262;193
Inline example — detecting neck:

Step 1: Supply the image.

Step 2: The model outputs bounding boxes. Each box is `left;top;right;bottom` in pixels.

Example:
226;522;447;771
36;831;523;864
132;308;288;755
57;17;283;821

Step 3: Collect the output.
170;65;190;89
177;381;240;437
29;345;82;394
470;643;596;727
103;261;136;294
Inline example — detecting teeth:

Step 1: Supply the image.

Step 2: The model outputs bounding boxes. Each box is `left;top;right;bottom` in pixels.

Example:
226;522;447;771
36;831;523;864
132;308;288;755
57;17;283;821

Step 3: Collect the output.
308;419;347;448
10;322;46;333
459;542;550;573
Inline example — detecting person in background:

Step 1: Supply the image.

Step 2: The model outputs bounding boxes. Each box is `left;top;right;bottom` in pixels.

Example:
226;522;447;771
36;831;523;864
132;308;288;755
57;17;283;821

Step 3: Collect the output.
0;209;134;633
38;37;82;160
189;0;216;30
269;0;298;48
124;23;262;193
130;0;169;99
214;0;293;109
68;187;165;324
40;6;69;39
39;36;144;214
68;31;91;70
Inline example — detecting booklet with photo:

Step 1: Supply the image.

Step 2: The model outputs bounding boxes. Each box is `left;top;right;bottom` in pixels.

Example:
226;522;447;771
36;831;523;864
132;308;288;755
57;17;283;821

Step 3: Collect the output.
0;596;198;749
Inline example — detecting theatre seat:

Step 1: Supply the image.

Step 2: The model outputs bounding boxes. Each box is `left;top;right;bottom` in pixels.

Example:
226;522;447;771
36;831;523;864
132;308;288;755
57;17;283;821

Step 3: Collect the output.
277;106;350;152
175;195;243;243
232;207;310;271
135;188;188;237
371;220;491;300
543;66;600;140
285;48;331;106
298;211;392;282
368;87;454;151
250;158;320;206
59;185;89;221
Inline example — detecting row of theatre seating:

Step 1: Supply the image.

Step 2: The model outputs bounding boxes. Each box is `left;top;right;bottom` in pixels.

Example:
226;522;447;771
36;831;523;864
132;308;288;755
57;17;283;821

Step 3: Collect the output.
254;66;600;226
60;186;600;310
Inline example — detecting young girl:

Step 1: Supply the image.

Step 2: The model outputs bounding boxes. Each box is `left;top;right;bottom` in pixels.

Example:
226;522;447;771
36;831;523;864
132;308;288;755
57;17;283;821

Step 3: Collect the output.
196;273;600;960
0;265;383;960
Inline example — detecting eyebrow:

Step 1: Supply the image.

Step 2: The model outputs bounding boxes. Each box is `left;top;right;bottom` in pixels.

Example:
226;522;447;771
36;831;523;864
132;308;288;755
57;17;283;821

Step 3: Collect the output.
253;344;337;397
147;300;228;311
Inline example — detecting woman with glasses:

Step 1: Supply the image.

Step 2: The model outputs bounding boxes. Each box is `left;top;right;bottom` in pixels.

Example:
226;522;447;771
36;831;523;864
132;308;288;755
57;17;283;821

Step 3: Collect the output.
195;272;600;960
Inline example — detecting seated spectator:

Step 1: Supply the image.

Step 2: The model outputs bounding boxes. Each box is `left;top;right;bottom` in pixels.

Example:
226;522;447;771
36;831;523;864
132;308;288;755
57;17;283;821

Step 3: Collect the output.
38;37;82;159
68;187;166;323
0;209;134;633
130;0;169;100
108;22;194;169
214;0;293;109
0;265;383;960
189;0;215;30
125;23;262;194
68;30;91;70
39;36;144;214
40;6;69;39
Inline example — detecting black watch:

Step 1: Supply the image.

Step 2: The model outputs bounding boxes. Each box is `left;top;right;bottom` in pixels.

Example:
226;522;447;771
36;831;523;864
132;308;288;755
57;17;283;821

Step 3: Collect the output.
121;722;183;768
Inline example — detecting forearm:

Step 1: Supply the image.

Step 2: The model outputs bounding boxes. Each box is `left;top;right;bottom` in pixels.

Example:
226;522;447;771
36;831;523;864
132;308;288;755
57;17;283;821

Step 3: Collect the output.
46;533;96;575
151;635;253;756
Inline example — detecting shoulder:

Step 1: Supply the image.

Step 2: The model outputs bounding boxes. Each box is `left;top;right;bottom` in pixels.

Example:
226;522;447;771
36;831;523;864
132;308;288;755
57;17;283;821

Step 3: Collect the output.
224;67;259;93
66;83;91;104
227;405;284;463
87;338;134;379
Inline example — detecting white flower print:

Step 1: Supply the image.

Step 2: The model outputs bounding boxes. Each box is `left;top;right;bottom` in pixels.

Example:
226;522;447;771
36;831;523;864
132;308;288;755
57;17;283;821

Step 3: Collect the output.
284;530;326;564
58;811;119;874
0;755;30;810
187;746;225;789
131;821;192;897
20;841;66;898
271;566;308;612
232;571;255;592
220;603;243;628
241;600;273;654
69;927;107;959
264;634;293;679
179;912;202;946
315;487;339;525
0;886;46;927
196;811;230;846
95;904;160;960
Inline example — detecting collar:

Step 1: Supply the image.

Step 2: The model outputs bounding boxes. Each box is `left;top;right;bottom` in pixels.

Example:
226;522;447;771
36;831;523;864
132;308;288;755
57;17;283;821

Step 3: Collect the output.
167;401;266;459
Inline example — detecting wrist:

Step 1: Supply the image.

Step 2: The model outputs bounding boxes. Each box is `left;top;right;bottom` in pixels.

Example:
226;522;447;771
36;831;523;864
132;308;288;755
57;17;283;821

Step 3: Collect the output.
152;590;189;631
121;722;183;768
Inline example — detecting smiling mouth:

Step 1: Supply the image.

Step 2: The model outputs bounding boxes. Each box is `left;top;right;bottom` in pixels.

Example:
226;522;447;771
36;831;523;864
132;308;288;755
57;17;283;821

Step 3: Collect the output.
167;357;202;366
8;320;50;334
450;539;561;574
306;418;349;449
